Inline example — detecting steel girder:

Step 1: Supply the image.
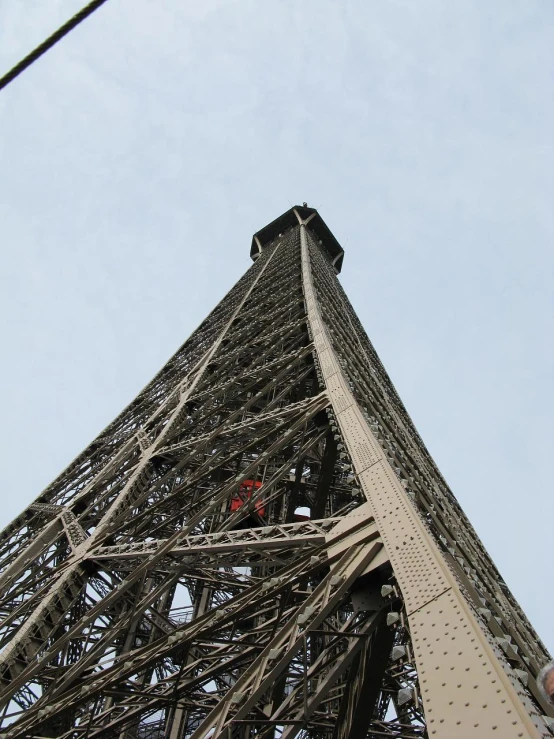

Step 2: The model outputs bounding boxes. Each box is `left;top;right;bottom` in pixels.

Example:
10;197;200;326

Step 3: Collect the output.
0;207;551;739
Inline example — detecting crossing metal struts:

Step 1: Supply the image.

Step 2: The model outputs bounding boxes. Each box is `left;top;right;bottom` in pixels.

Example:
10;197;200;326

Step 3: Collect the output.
0;206;551;738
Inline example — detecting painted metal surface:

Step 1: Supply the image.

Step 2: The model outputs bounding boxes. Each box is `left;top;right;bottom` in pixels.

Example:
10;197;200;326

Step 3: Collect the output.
0;208;549;738
299;216;547;738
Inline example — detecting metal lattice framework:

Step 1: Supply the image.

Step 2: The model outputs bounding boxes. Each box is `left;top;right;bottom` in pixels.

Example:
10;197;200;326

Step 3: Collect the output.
0;206;551;739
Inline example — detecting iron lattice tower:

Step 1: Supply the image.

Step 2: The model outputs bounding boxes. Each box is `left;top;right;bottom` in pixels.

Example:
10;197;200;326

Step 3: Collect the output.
0;206;551;739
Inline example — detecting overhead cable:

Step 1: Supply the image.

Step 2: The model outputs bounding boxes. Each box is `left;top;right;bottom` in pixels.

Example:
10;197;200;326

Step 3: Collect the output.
0;0;110;92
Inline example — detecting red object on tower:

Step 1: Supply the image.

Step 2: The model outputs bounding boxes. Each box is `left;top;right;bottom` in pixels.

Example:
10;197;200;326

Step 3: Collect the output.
230;480;265;517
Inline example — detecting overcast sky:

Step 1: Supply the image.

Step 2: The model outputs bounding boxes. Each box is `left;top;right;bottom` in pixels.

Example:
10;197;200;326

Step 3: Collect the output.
0;1;552;652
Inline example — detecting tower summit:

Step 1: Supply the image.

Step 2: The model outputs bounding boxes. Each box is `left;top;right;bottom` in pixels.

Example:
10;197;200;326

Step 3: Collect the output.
0;207;551;738
251;205;344;272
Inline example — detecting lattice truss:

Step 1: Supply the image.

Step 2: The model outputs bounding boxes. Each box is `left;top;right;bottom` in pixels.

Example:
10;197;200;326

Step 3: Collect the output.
0;207;551;739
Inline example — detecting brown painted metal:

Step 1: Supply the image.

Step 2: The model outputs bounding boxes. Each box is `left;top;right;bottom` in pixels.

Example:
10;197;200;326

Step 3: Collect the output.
299;217;546;738
0;207;550;738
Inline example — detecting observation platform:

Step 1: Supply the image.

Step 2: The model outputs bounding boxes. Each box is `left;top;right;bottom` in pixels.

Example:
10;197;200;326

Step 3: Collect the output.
251;205;344;273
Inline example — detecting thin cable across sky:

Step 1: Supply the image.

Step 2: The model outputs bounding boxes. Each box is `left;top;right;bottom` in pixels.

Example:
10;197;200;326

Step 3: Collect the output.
0;0;110;92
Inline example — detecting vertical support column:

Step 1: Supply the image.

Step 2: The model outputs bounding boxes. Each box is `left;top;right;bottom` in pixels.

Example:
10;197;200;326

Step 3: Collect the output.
334;614;395;739
299;221;543;739
311;432;337;519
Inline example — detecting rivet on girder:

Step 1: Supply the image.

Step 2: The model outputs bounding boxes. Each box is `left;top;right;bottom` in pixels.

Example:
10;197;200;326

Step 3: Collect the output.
513;669;528;686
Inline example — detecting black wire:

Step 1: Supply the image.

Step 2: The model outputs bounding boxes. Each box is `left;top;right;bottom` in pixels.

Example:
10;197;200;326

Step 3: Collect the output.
0;0;110;92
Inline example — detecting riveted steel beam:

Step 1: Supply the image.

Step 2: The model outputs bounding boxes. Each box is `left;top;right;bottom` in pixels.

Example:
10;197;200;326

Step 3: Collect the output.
299;219;544;738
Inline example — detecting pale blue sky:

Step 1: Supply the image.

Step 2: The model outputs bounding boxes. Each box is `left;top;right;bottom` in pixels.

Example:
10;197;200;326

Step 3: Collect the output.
0;1;552;651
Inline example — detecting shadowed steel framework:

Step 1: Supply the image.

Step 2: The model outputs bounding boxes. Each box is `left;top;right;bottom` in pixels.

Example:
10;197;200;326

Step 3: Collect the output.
0;206;551;738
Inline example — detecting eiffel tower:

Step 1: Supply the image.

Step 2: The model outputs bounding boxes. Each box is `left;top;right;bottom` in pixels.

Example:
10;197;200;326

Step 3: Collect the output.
0;205;551;739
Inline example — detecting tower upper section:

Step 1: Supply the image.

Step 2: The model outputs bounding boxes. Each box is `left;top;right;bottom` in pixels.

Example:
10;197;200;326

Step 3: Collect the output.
250;204;345;273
